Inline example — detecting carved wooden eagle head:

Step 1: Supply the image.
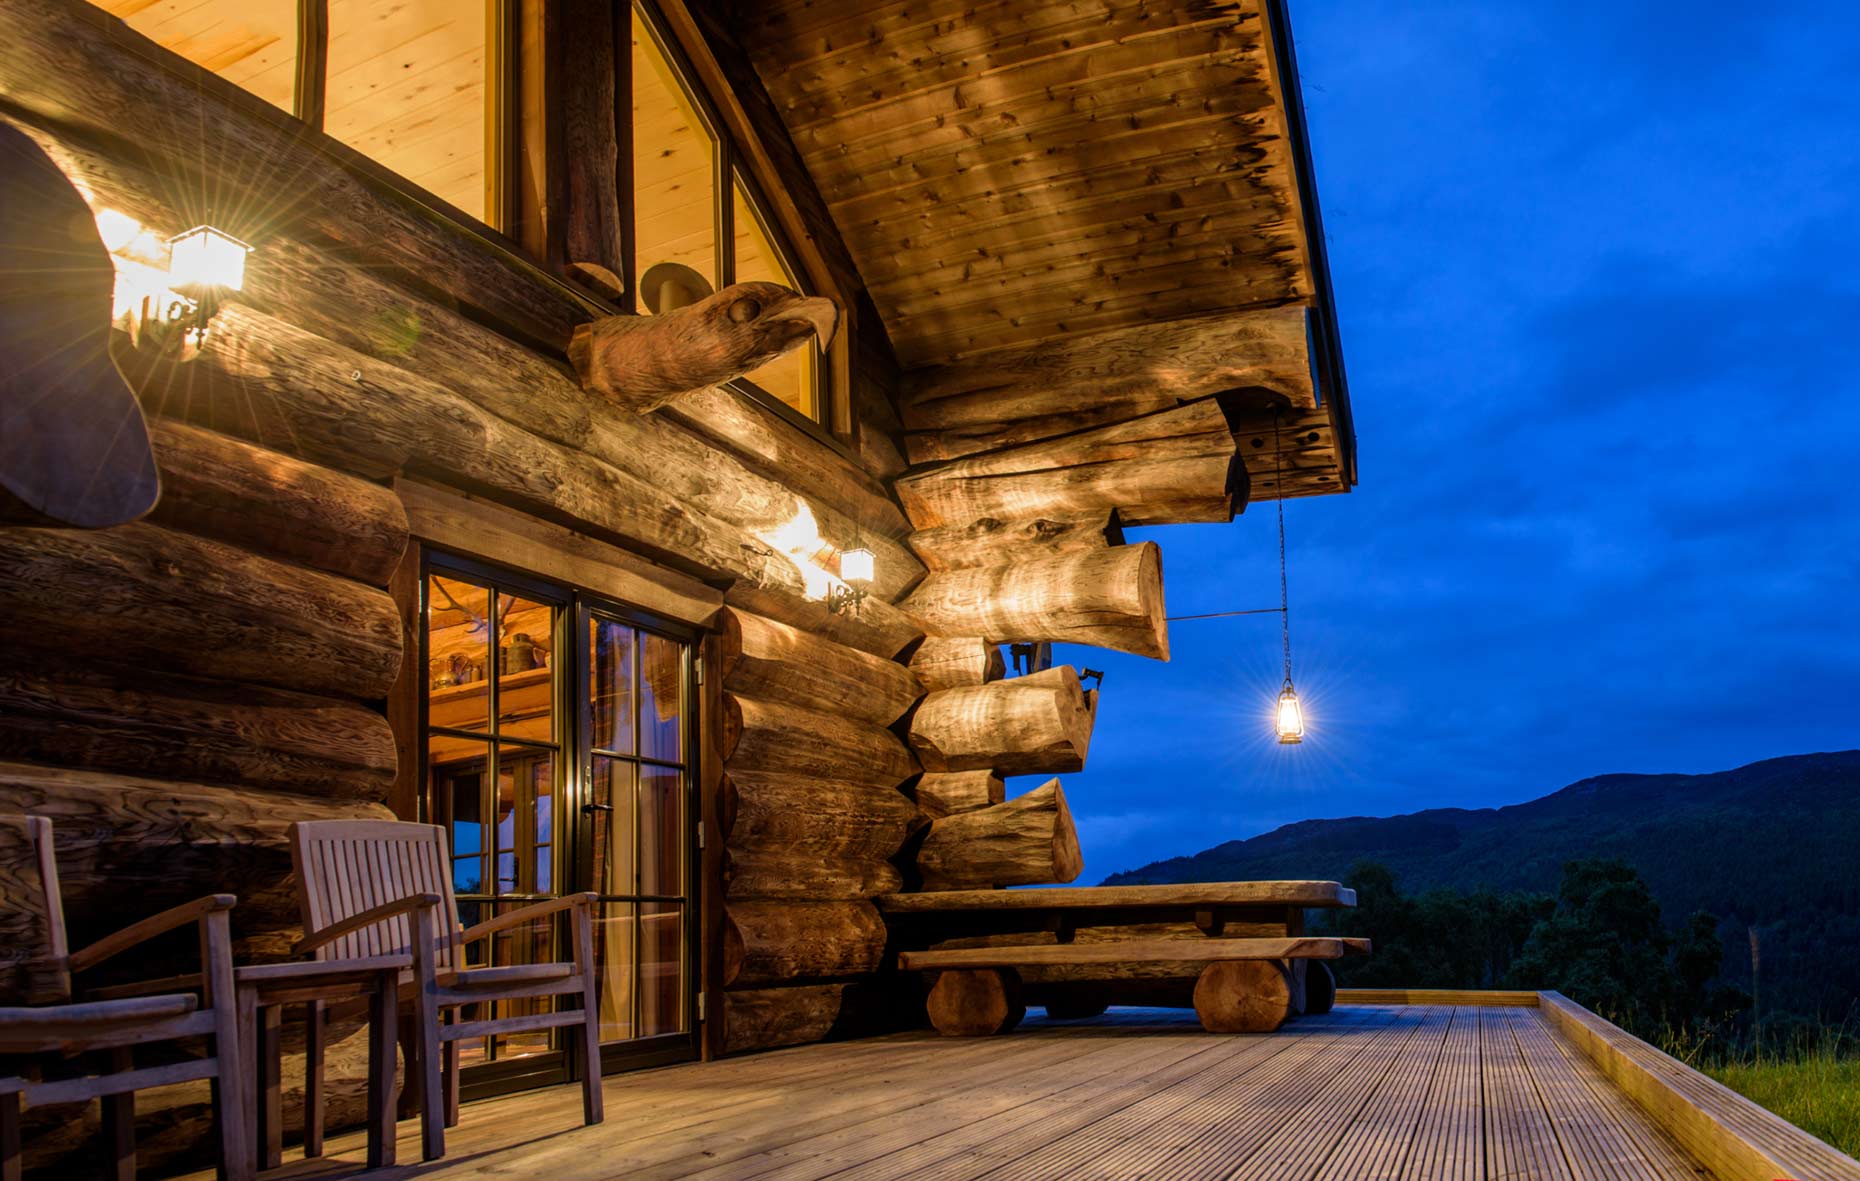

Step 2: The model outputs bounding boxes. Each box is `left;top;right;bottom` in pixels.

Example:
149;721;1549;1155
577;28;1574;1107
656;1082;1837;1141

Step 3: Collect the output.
569;281;840;415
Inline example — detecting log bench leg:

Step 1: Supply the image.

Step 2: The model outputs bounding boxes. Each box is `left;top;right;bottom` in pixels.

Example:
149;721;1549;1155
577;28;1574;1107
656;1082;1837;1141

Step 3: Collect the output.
1192;961;1294;1033
926;969;1025;1036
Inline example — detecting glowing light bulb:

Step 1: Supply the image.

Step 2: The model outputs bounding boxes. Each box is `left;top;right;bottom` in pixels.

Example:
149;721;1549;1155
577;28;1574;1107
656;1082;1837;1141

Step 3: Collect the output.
167;225;250;293
840;547;874;585
1275;681;1305;745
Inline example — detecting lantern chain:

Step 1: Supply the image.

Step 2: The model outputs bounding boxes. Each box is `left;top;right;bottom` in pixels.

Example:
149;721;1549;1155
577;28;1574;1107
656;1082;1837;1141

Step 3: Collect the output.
1276;408;1293;686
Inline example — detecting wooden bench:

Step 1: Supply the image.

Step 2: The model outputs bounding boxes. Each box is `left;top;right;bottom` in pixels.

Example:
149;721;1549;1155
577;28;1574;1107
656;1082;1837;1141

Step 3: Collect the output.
881;882;1368;1036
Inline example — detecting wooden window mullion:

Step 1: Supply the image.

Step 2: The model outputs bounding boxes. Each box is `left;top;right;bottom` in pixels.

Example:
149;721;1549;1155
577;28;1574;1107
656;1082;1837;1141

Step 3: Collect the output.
295;0;328;129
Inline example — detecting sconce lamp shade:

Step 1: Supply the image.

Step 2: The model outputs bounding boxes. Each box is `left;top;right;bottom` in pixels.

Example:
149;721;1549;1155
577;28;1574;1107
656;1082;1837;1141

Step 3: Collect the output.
840;547;875;585
167;225;249;293
1276;681;1305;745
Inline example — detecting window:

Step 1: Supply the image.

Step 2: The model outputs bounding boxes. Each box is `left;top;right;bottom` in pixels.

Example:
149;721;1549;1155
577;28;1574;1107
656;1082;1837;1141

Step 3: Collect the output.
421;553;697;1084
90;0;508;228
631;2;829;425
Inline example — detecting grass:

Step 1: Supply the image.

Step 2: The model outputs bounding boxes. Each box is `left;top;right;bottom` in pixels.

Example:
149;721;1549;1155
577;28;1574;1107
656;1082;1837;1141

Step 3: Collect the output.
1704;1048;1860;1161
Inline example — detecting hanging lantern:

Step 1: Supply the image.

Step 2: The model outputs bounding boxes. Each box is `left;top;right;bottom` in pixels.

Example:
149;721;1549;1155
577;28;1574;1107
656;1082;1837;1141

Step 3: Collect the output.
1276;678;1305;744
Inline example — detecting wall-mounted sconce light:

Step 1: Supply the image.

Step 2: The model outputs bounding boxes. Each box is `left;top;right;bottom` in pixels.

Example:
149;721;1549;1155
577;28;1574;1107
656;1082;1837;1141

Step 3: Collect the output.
826;545;874;615
165;225;250;346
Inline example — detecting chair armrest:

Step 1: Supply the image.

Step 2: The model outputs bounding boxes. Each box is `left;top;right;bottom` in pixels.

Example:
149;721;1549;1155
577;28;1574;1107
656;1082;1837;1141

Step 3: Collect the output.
67;895;237;975
456;892;598;948
295;893;445;957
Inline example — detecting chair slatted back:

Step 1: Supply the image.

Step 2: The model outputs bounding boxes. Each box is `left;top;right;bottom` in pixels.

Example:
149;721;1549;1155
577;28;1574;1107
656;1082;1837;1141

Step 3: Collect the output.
289;820;459;972
0;816;67;1003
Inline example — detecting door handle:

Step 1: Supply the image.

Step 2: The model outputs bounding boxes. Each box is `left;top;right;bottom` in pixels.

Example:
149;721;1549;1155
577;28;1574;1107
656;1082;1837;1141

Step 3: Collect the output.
581;802;614;814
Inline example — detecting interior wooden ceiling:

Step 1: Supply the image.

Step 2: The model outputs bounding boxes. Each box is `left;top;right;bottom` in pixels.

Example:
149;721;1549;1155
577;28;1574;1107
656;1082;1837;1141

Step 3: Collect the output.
731;0;1318;373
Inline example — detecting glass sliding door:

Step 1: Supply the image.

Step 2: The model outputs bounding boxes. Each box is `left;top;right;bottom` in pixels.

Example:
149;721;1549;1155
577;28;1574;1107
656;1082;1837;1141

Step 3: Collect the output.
582;606;696;1067
421;551;699;1095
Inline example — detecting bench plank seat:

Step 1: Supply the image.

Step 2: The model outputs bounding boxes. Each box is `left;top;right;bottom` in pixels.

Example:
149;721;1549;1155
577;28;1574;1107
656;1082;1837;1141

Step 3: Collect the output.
900;936;1369;972
877;880;1355;914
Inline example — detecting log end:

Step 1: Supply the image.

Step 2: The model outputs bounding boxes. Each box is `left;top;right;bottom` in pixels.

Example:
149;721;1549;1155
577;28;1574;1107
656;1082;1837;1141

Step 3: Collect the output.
1193;960;1293;1034
926;968;1024;1037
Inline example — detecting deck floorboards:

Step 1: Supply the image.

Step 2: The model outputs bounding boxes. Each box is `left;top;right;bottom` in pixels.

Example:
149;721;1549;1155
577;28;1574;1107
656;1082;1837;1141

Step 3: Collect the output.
204;1005;1712;1181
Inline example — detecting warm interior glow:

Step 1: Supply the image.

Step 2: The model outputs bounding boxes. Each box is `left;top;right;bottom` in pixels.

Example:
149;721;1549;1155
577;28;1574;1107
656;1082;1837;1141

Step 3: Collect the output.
167;226;250;292
733;176;818;419
839;547;875;585
87;0;299;114
756;502;841;602
633;7;717;292
1276;685;1306;745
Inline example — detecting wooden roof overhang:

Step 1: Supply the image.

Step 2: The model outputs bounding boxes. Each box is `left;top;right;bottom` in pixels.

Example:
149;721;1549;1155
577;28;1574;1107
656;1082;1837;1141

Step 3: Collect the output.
730;0;1356;511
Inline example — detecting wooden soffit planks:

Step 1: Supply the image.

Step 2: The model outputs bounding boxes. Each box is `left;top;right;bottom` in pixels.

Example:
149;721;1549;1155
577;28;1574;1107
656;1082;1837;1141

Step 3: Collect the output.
731;0;1316;371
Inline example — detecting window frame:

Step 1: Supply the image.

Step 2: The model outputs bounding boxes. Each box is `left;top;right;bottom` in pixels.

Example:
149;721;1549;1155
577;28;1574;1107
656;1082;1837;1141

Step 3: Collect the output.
630;0;846;438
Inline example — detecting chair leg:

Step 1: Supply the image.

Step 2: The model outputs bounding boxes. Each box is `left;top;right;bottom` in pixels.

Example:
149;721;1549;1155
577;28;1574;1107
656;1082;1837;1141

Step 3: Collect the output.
395;1019;419;1119
443;1010;461;1128
303;999;326;1157
233;984;259;1181
574;903;604;1126
257;1005;283;1172
207;911;253;1181
366;976;397;1169
101;1048;135;1181
415;986;445;1160
0;1092;19;1181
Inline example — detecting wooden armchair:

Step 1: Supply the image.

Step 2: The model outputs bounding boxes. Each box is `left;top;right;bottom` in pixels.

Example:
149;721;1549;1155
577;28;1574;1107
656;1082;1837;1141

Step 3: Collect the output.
0;816;249;1181
288;819;603;1161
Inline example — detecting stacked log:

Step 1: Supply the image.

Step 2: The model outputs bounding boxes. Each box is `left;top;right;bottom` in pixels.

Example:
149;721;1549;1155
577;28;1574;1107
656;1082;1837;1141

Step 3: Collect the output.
916;779;1082;890
914;771;1005;821
718;607;922;1049
909;666;1096;776
906;637;1005;691
903;543;1168;661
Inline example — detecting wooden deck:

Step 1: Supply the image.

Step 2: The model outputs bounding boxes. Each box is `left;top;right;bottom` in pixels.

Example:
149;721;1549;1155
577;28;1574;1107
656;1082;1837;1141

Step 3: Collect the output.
192;1000;1800;1181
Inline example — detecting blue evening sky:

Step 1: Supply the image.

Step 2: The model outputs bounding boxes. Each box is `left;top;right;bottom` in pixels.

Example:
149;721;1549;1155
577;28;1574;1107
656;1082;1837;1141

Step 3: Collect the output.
1052;0;1860;884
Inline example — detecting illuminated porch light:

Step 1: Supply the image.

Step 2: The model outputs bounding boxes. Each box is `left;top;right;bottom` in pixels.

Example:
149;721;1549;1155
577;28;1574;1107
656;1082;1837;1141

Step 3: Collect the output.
167;225;250;293
165;225;250;348
1275;678;1305;745
839;547;874;585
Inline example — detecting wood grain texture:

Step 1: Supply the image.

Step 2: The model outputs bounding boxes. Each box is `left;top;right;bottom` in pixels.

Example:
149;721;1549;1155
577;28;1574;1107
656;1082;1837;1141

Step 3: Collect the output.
907;512;1119;574
0;521;401;701
1193;959;1294;1033
909;666;1095;776
724;847;903;902
877;880;1355;913
722;771;916;861
0;664;395;802
720;607;922;727
900;936;1365;972
723;694;918;791
907;637;1005;691
903;543;1167;660
146;418;408;586
916;779;1082;890
913;771;1005;821
897;397;1245;530
925;969;1024;1037
722;900;887;987
736;2;1314;368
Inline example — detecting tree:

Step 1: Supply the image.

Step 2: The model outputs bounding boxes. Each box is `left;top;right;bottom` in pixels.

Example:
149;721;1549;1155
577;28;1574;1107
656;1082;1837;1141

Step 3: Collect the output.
1507;858;1670;1025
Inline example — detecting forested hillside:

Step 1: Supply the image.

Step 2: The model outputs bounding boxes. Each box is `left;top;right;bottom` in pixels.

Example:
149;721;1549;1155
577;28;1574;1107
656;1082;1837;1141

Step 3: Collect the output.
1106;752;1860;1026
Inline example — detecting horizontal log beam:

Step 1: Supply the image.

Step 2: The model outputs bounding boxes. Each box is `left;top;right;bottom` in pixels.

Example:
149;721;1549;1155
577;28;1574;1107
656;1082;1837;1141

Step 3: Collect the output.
909;666;1094;777
906;636;1005;693
0;761;390;953
722;695;919;792
724;848;902;900
896;398;1244;530
0;665;395;802
722;900;886;988
718;983;885;1055
720;608;922;728
915;779;1082;890
147;419;408;586
0;521;401;701
913;771;1005;821
722;772;915;860
908;512;1120;574
901;305;1313;462
903;543;1168;660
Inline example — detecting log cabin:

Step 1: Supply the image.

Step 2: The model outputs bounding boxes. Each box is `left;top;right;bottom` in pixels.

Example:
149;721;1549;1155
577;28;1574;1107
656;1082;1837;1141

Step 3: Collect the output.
0;0;1361;1171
